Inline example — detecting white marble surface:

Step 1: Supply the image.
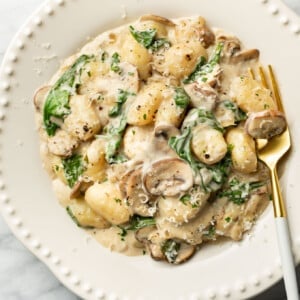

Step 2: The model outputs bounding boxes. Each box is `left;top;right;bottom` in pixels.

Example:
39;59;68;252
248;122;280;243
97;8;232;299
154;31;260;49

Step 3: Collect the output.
0;1;300;299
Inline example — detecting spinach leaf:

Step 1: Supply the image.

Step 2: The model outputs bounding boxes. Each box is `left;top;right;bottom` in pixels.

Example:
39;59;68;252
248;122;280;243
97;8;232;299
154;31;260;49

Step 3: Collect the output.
161;239;181;263
43;54;94;136
105;114;128;164
111;52;121;73
223;100;247;123
174;87;190;109
129;25;156;48
62;154;85;187
109;89;135;117
129;26;171;51
149;38;170;52
183;42;223;84
219;177;264;204
126;215;156;230
169;109;230;192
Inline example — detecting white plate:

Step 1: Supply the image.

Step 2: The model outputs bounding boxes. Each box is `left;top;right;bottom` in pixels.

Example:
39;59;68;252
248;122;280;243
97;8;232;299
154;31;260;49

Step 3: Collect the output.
0;0;300;299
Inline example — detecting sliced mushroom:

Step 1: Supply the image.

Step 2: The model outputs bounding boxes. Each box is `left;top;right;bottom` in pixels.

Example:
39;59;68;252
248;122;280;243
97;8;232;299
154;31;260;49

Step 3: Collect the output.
199;25;215;49
217;35;241;58
47;129;79;157
184;83;219;110
120;167;156;217
245;110;287;139
70;179;93;199
140;14;175;27
154;124;180;140
148;243;165;261
33;85;51;112
172;242;196;264
230;49;259;64
143;158;193;197
135;225;157;243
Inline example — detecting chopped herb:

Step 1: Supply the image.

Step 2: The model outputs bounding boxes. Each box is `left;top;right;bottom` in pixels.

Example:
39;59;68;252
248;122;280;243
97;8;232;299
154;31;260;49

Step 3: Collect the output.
174;87;190;109
128;71;134;76
132;130;136;135
219;177;264;205
269;194;273;201
117;226;128;241
62;154;85;187
149;38;170;52
161;239;181;263
43;54;94;136
264;103;270;109
179;194;191;205
115;198;122;204
143;113;147;120
225;217;231;223
227;143;234;152
87;71;91;77
129;26;171;51
101;51;108;62
142;250;146;255
204;225;216;238
223;100;247;123
111;52;121;73
109;89;135;117
126;215;156;231
183;43;223;84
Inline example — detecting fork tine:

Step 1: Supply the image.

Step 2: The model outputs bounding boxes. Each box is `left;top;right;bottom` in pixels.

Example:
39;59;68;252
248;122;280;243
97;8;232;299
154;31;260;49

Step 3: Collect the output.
248;68;255;79
268;65;284;113
258;66;268;88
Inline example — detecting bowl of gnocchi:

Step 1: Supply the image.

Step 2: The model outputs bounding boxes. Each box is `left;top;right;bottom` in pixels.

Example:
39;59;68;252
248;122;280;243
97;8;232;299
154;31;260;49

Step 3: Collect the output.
2;0;300;299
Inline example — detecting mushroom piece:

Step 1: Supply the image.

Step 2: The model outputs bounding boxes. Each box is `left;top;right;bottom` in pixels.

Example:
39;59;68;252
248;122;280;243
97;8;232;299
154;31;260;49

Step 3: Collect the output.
245;110;287;139
149;239;196;264
70;179;93;199
33;85;51;112
143;158;194;197
47;129;79;157
184;83;219;110
135;225;157;243
217;35;241;58
120;167;156;217
230;49;259;64
140;14;175;27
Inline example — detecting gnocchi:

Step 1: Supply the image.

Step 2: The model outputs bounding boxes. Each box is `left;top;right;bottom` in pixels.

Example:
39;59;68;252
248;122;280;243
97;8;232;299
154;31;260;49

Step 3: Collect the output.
35;14;285;265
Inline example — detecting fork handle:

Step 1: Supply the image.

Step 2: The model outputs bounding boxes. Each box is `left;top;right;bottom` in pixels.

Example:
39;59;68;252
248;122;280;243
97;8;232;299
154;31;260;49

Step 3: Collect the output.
275;218;299;300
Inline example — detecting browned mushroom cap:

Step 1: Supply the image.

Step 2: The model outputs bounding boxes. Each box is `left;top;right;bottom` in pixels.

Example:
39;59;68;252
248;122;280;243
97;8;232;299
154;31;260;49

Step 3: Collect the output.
199;25;215;49
120;167;156;217
143;158;193;197
245;110;287;139
140;14;176;27
230;49;259;64
184;83;219;110
135;225;157;243
154;124;180;140
148;239;196;264
33;85;51;112
70;179;93;199
217;35;241;58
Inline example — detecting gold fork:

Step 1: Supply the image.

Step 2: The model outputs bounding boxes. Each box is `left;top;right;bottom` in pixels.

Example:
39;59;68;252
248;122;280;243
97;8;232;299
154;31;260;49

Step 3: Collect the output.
253;65;299;299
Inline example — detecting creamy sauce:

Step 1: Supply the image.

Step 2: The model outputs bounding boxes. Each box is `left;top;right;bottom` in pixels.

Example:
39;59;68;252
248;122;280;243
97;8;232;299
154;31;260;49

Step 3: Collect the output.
34;15;277;264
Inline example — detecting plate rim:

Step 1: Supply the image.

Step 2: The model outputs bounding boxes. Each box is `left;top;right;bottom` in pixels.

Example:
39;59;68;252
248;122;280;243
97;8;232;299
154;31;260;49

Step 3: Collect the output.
1;0;300;299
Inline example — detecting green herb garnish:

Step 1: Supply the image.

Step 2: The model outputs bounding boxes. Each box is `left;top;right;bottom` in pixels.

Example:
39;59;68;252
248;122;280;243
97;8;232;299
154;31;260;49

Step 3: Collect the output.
174;87;190;109
219;177;264;205
223;100;247;123
161;239;181;263
43;54;94;136
111;52;121;73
